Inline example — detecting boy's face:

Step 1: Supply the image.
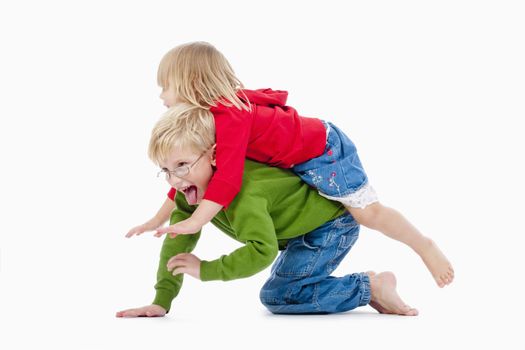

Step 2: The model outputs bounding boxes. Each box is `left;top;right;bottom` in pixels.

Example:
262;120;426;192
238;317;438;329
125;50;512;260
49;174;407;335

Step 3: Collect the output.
159;145;216;205
159;84;179;108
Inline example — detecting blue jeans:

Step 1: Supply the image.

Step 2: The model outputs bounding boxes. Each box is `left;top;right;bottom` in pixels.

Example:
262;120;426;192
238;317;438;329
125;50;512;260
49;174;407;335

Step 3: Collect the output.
259;213;371;314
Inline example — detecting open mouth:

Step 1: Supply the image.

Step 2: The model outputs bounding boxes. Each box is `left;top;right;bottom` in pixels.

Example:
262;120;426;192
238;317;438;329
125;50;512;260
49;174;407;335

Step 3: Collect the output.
181;185;198;205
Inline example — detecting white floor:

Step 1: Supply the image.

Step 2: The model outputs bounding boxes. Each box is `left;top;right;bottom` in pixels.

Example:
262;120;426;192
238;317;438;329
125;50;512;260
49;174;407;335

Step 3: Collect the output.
1;222;522;349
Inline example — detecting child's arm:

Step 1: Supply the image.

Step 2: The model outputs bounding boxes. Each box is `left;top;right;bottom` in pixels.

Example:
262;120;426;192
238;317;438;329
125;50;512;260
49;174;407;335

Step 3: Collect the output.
126;197;176;238
153;198;202;313
189;196;280;281
156;108;251;237
154;199;222;237
117;202;201;317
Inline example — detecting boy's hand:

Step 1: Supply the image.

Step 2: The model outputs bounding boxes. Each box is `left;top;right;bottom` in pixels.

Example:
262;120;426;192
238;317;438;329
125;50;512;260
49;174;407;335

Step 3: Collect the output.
126;221;159;238
167;253;201;280
154;218;203;238
116;304;167;318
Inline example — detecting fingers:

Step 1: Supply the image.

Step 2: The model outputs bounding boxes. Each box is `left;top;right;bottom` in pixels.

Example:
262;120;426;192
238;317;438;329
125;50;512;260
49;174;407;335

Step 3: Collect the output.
125;228;140;238
116;307;145;318
154;231;176;238
154;225;175;238
125;225;147;238
171;267;186;276
154;223;197;238
167;254;190;273
116;306;166;318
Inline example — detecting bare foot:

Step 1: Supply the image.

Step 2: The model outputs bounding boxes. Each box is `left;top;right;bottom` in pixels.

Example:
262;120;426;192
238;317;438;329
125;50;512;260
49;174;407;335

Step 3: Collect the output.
116;304;167;318
367;271;418;316
417;238;454;287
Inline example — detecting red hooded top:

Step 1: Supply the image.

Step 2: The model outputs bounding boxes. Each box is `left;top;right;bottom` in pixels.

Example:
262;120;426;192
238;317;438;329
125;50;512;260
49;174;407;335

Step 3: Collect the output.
167;88;327;207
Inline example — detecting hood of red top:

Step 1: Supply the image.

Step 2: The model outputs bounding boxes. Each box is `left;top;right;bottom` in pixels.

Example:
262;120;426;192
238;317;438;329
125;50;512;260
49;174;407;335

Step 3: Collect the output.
240;88;288;107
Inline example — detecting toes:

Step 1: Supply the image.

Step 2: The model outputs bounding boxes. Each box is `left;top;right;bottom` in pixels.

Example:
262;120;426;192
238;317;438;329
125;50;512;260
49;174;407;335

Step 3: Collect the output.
398;303;418;316
405;308;419;316
399;304;411;314
441;271;454;285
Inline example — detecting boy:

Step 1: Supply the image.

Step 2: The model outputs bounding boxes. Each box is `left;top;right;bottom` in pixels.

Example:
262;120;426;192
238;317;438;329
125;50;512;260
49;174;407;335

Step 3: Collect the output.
116;104;418;317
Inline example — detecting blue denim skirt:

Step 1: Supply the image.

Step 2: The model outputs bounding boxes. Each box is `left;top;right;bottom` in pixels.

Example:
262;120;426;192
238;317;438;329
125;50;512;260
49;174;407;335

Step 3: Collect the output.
293;121;378;208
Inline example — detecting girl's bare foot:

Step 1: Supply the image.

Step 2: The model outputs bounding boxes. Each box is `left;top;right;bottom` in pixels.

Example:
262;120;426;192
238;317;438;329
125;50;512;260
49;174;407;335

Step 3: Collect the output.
417;238;455;287
116;304;167;318
367;271;418;316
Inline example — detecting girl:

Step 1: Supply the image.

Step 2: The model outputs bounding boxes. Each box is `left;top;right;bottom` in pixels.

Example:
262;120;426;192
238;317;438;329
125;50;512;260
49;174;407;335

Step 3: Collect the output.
127;41;454;288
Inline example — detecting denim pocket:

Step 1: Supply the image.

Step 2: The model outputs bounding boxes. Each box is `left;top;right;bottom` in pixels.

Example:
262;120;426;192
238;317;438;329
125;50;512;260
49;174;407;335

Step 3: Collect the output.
275;235;322;278
327;222;360;273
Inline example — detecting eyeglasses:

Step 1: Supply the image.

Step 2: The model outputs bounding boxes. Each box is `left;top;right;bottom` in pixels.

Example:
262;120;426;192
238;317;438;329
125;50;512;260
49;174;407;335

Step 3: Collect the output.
157;151;207;180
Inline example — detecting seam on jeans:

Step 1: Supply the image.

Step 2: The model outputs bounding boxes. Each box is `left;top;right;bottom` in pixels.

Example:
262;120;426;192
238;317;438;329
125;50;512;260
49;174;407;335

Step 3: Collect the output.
313;282;321;311
359;273;372;306
334;214;359;229
261;296;282;305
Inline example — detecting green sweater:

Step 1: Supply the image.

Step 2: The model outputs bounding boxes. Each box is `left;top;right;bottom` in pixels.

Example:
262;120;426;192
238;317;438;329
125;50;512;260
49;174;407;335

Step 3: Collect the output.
153;160;346;312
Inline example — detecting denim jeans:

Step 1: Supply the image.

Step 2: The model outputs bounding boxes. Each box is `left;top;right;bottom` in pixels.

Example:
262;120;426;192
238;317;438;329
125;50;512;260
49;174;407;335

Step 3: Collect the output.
259;213;371;314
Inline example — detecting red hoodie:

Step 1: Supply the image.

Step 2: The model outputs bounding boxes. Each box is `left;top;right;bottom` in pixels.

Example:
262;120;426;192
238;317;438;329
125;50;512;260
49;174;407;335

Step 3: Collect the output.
167;88;327;207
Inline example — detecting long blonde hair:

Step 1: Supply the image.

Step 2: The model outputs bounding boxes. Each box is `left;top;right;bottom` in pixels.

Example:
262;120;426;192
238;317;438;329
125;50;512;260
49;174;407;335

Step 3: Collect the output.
148;103;216;165
157;41;250;111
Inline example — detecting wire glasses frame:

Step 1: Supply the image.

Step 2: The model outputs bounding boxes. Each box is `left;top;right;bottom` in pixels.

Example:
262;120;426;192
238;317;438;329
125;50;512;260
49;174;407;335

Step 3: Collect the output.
157;151;207;180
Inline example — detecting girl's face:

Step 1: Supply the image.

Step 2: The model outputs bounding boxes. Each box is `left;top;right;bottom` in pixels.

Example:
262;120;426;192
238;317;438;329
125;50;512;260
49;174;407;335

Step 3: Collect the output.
159;84;179;108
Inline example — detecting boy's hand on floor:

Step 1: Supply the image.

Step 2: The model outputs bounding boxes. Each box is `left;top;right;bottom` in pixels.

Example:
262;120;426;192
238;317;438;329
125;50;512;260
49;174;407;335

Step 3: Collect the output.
116;304;167;318
154;219;202;238
167;253;201;280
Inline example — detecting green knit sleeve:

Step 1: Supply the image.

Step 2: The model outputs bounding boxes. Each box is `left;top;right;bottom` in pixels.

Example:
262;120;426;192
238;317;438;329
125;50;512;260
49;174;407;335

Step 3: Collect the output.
200;195;278;281
152;196;200;313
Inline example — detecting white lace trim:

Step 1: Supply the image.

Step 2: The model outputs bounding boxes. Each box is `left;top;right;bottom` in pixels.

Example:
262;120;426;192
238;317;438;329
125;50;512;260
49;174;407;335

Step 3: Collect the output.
319;183;379;209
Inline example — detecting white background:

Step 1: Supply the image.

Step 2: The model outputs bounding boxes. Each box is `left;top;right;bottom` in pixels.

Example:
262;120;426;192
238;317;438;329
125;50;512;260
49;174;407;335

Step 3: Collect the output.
1;0;524;349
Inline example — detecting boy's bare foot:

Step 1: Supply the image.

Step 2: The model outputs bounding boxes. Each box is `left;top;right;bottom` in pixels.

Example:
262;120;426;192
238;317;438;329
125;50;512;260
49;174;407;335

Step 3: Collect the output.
116;304;167;318
417;238;454;287
367;271;418;316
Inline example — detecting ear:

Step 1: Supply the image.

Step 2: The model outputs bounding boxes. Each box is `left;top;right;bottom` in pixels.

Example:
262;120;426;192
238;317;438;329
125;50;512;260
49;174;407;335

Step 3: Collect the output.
210;144;217;166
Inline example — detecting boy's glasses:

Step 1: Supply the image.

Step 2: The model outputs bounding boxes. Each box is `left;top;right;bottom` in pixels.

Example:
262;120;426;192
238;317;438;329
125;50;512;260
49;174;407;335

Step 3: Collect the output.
157;151;207;180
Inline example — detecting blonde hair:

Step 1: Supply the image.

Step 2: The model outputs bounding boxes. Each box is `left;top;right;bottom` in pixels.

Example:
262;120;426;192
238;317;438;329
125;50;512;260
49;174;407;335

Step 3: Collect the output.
148;103;216;165
157;41;250;111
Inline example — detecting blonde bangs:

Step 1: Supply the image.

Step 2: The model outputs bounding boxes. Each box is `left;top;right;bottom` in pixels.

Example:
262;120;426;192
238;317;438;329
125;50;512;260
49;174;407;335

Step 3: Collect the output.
157;51;173;90
148;104;216;165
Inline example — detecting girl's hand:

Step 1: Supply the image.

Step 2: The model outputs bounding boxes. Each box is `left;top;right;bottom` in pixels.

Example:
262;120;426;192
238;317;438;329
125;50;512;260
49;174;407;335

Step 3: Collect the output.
167;253;201;280
154;218;203;238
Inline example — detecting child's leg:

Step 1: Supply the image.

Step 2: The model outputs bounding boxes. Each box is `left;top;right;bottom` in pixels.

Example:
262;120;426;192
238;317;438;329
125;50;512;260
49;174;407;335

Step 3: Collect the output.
348;202;454;288
293;121;453;288
259;214;417;315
